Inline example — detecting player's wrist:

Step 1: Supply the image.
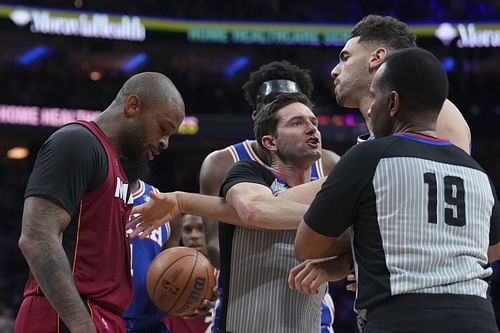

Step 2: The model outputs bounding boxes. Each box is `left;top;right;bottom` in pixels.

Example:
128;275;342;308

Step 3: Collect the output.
175;191;185;213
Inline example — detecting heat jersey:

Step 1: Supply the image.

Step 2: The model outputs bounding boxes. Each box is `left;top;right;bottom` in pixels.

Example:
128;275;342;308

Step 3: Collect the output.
17;120;133;333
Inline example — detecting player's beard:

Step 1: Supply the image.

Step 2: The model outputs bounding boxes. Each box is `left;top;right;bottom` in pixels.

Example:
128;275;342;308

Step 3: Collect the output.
120;116;148;161
335;69;370;109
120;158;152;184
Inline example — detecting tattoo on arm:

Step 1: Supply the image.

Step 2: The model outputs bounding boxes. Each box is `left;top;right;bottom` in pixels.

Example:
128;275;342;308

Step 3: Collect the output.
20;197;93;330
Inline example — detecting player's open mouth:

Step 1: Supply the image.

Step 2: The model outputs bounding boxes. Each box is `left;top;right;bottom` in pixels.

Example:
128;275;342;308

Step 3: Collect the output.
306;137;320;148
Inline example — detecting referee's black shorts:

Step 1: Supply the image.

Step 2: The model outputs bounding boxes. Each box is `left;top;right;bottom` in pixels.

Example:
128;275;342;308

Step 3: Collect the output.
365;293;498;333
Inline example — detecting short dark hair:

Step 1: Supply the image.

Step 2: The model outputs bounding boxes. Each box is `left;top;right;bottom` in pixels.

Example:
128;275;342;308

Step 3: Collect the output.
254;92;314;149
380;47;448;115
349;15;417;50
242;61;314;110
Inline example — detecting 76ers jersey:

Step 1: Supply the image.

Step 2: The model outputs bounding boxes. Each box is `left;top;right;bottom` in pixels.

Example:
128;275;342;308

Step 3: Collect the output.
227;140;325;181
222;140;335;333
124;180;171;328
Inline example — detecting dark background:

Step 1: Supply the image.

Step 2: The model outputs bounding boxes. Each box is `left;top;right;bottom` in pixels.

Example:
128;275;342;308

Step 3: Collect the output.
1;1;499;332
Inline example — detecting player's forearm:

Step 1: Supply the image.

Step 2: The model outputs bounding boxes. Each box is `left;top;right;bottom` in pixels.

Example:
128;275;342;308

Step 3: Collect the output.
277;177;326;205
19;234;94;331
334;228;352;256
20;199;95;331
488;242;500;263
206;237;221;269
325;252;353;281
240;197;308;230
177;192;244;226
200;216;221;268
177;191;305;230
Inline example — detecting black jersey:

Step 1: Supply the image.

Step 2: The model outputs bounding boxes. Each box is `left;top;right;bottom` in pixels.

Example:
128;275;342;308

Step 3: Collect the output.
218;160;324;333
304;133;500;311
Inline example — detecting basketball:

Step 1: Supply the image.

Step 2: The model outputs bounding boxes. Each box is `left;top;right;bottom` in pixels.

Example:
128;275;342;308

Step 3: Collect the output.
146;246;216;317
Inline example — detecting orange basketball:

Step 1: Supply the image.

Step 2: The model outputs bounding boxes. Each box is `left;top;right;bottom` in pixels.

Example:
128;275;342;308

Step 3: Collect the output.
146;246;215;317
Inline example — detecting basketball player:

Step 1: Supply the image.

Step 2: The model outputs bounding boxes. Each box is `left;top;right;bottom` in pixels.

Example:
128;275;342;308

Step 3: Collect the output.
163;214;214;333
331;15;471;152
200;60;340;269
200;61;337;332
15;72;185;333
289;14;475;306
129;93;348;332
124;174;179;332
218;93;340;332
294;47;500;333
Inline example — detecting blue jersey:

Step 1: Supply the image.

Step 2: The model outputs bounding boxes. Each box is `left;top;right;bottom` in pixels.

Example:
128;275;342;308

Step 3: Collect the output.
356;132;374;144
213;140;335;333
124;180;171;332
227;139;325;180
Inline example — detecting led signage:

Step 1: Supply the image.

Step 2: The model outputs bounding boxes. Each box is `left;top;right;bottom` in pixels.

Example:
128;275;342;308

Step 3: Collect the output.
10;8;146;41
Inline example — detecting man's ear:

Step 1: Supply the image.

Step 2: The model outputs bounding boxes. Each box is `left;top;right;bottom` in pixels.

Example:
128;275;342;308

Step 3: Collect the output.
251;110;258;121
389;91;400;118
261;135;277;152
125;94;141;118
369;48;387;73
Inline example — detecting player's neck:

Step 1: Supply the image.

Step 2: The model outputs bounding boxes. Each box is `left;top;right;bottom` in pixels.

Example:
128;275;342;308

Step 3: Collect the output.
94;111;122;153
358;95;374;135
270;159;312;187
251;140;272;165
397;125;438;138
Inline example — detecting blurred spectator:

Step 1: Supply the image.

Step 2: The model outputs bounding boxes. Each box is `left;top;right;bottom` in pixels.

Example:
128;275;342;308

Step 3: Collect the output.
0;302;14;333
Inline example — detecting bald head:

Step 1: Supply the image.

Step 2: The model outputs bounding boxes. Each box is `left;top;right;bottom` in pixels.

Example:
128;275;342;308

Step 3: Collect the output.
115;72;185;113
97;72;185;162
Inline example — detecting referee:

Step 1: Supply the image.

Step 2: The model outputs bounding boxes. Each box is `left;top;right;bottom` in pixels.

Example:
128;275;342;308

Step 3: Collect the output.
294;47;500;333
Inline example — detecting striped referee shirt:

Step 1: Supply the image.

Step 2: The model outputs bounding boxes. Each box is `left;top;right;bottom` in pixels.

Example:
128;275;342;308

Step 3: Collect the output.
304;133;500;311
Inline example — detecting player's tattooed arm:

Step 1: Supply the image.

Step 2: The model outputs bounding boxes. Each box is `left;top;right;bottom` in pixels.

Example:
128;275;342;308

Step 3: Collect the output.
19;197;96;333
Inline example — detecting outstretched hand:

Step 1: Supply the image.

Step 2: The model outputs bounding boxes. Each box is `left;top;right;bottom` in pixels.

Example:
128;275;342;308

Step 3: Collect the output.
288;252;352;294
126;191;181;239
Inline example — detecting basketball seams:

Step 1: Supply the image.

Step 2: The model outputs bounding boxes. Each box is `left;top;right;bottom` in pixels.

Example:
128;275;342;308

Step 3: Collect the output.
150;252;196;312
150;253;195;297
166;251;199;314
202;258;213;301
148;247;215;316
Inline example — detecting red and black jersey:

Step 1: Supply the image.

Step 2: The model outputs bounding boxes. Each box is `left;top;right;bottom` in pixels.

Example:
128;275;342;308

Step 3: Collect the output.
22;120;133;315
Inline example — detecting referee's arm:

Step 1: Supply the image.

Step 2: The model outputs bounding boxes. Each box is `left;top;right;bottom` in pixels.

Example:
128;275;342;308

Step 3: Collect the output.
294;142;372;260
488;187;500;263
488;243;500;263
294;221;351;260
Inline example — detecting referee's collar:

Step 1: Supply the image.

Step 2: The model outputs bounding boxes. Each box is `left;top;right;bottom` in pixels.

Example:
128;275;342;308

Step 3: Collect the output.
393;132;452;145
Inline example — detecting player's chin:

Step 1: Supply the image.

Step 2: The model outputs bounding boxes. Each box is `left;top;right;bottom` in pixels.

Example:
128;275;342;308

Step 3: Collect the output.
298;150;321;166
335;92;346;107
336;93;358;109
306;148;322;160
